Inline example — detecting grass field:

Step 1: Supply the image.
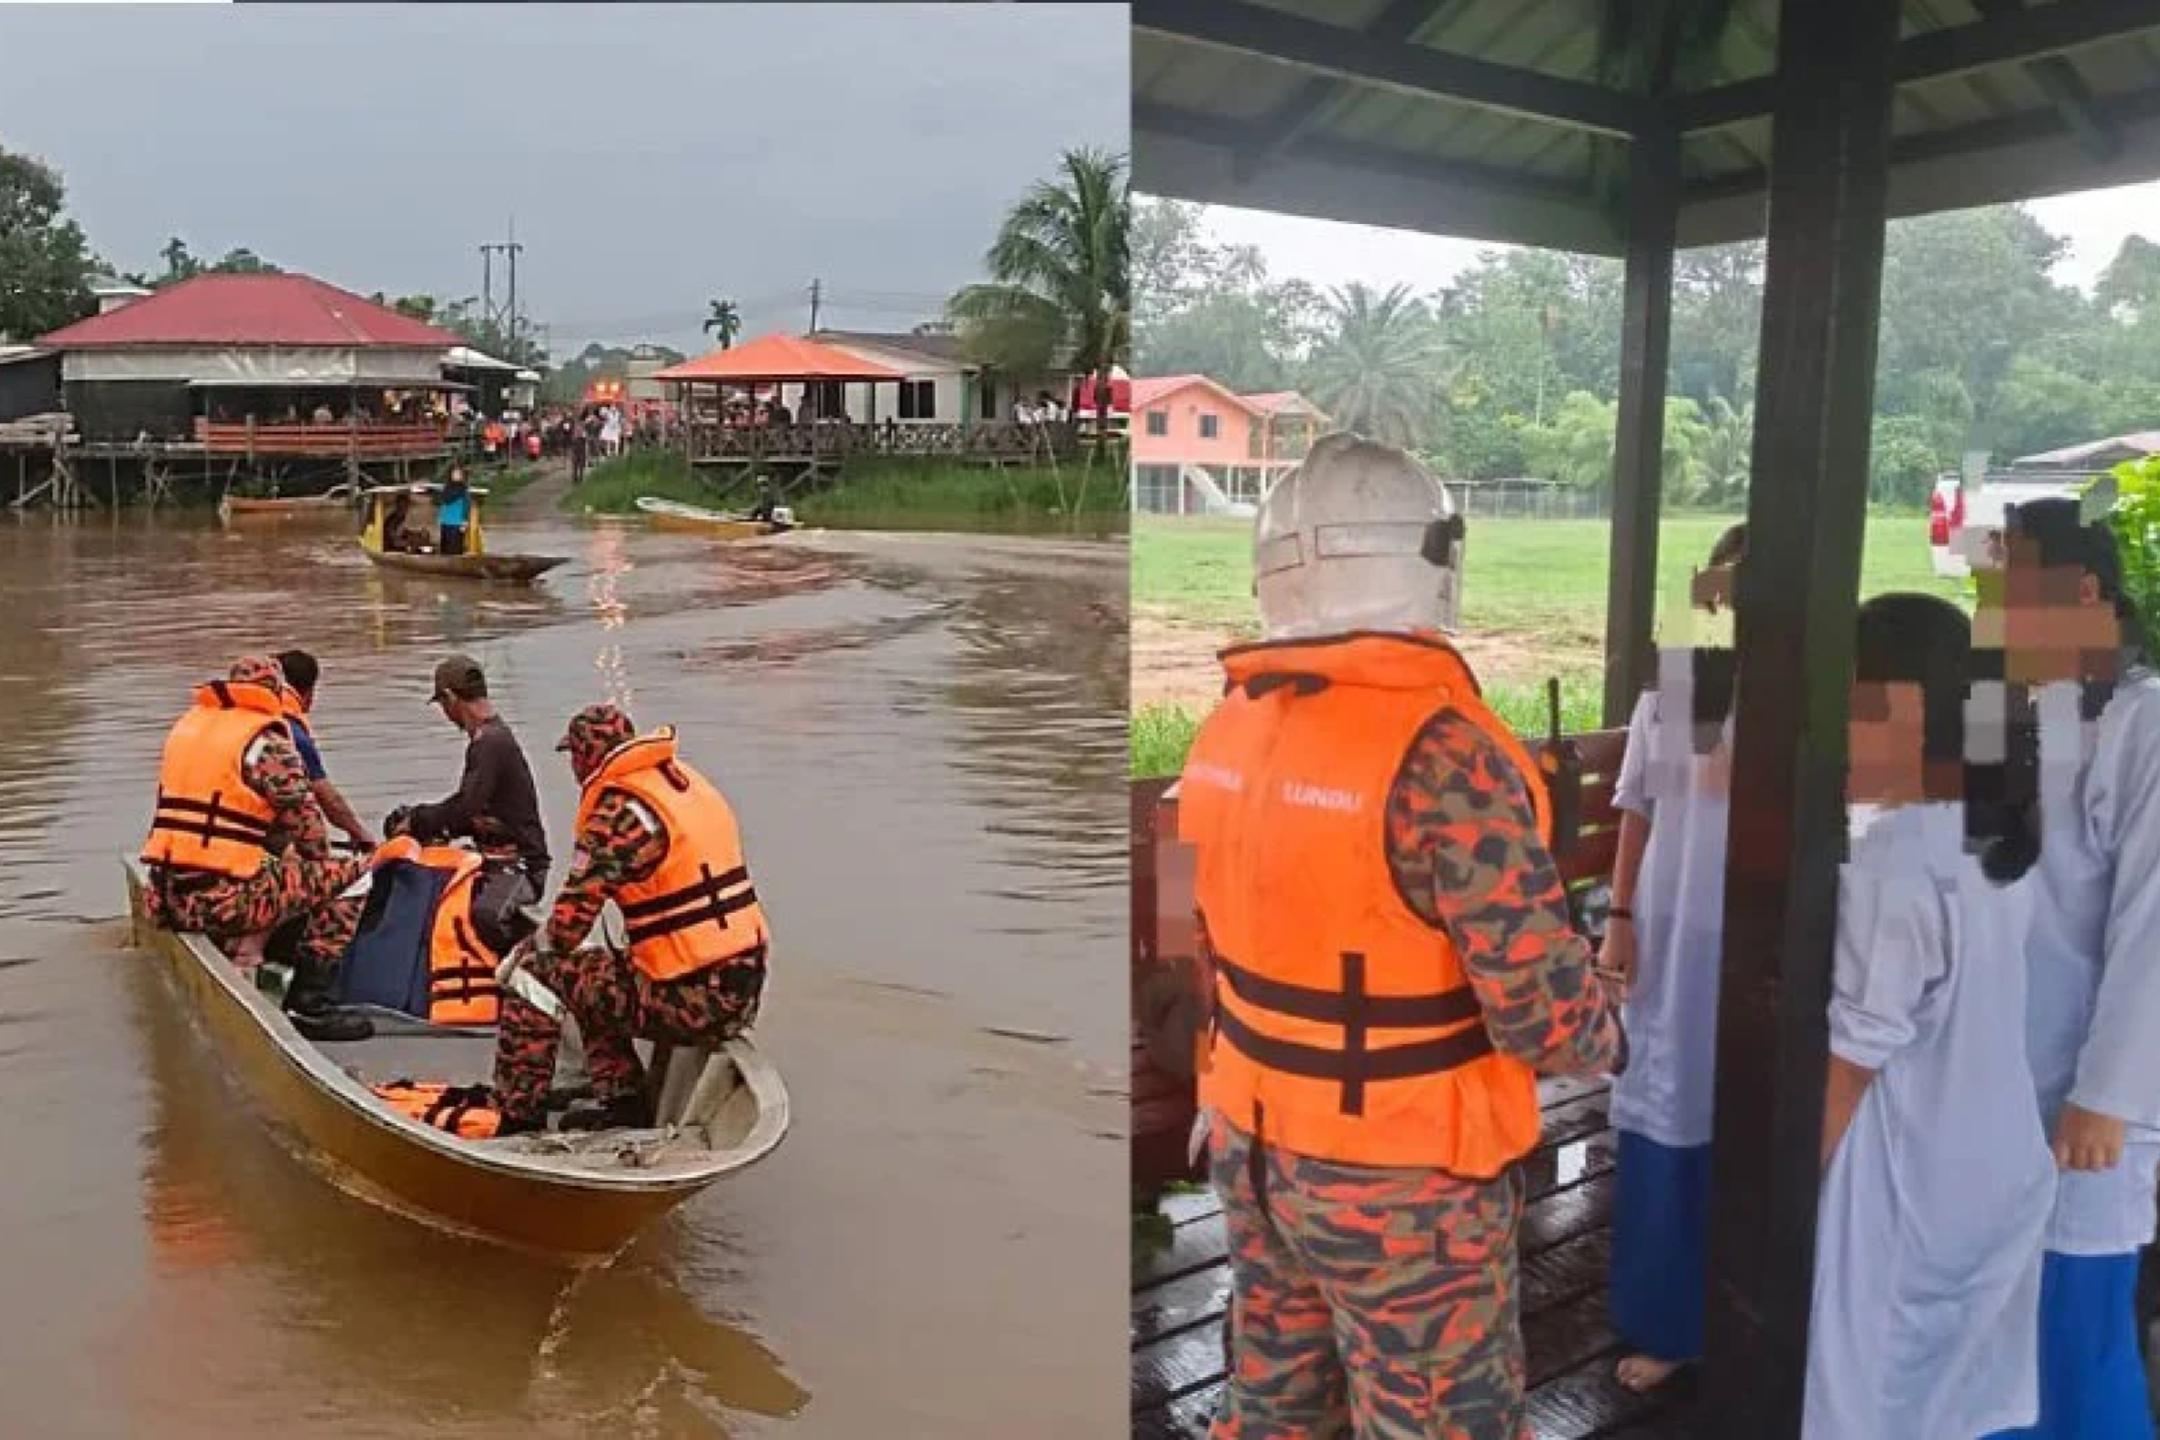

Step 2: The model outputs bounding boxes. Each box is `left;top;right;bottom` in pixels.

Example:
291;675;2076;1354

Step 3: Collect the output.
562;450;1125;532
1131;511;1964;775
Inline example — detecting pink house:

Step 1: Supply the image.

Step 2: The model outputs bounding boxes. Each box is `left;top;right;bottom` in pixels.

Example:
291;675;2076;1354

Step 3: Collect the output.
1131;374;1328;514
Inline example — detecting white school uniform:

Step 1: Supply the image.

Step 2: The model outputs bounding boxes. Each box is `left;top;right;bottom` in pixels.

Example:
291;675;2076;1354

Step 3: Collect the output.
1804;804;2053;1440
2024;671;2160;1255
1608;684;1733;1150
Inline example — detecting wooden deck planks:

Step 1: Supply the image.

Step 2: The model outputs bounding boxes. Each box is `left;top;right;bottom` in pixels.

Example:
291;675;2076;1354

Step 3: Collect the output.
1132;1079;1696;1438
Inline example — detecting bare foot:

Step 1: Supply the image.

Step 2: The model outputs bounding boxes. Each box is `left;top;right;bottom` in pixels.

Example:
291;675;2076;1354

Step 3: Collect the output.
1615;1354;1685;1392
226;932;269;970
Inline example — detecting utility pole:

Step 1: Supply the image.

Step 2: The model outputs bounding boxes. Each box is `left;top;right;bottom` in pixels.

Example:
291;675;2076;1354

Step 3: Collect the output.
479;222;525;355
504;217;524;357
807;277;822;334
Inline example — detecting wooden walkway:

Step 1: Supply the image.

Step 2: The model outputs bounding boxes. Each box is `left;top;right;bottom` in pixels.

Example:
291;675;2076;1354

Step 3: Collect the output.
1132;1077;1698;1439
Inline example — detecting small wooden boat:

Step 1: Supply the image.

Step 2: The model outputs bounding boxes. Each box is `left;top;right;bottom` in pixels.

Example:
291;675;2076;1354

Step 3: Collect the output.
124;857;789;1258
636;495;795;541
365;549;568;582
219;483;358;525
359;482;567;585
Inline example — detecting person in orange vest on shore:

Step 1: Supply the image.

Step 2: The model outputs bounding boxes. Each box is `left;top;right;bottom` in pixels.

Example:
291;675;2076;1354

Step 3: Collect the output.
139;654;370;1041
490;704;769;1135
1179;433;1625;1439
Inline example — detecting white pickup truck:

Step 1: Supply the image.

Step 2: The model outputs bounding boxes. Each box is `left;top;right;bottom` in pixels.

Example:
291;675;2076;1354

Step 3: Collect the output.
1928;468;2112;578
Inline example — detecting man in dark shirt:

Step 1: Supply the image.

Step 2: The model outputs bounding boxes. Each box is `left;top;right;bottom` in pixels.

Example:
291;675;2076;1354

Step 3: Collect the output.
387;654;550;948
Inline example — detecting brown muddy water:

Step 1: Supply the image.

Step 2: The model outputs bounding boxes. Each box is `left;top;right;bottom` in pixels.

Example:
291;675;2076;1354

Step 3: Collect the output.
0;505;1128;1438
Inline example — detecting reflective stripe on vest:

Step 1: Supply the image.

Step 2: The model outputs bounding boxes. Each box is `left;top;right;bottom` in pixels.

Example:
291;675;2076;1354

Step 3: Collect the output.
425;852;502;1026
574;729;769;982
141;681;286;878
1180;631;1549;1177
1210;952;1492;1117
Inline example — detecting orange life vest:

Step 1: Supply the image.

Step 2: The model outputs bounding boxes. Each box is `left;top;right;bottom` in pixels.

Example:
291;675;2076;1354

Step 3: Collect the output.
368;837;503;1026
370;1080;501;1139
1179;631;1551;1178
573;729;768;982
141;680;288;878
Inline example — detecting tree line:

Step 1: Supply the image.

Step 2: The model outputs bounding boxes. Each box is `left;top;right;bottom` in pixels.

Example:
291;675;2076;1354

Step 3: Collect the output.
1135;197;2160;507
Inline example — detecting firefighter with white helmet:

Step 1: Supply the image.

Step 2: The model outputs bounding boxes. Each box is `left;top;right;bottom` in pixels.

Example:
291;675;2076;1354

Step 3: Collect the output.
1180;432;1624;1438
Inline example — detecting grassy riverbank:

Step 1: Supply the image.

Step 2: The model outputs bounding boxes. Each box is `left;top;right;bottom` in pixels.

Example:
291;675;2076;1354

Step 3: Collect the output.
562;450;1126;531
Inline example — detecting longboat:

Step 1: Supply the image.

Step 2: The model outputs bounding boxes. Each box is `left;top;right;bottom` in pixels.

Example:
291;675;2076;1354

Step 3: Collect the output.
635;495;795;541
359;483;568;584
123;856;788;1259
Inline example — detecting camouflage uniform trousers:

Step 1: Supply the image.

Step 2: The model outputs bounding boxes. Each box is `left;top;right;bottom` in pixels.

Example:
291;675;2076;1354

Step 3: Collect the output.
145;850;365;970
1209;1114;1530;1440
492;951;765;1122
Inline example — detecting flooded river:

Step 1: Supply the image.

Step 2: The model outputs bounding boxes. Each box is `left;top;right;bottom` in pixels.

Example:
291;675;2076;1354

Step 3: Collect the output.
0;498;1128;1438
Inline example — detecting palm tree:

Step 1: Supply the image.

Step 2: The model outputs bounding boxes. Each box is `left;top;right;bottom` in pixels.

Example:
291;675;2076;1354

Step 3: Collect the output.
949;147;1130;464
1302;283;1443;447
704;298;741;349
1695;394;1753;506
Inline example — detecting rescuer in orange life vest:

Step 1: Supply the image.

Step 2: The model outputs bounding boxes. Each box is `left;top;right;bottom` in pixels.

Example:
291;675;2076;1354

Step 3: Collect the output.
140;654;371;1042
490;704;769;1135
1179;433;1625;1439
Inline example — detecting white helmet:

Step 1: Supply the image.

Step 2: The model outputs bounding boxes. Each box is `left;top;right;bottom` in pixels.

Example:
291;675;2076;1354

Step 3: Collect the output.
1253;432;1465;640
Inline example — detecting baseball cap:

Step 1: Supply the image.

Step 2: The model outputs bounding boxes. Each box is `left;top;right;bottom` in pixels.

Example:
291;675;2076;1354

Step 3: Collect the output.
429;654;487;705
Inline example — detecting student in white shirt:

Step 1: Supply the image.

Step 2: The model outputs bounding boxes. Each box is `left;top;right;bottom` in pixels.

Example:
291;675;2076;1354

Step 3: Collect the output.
1806;592;2053;1440
1985;498;2160;1440
1604;522;1747;1392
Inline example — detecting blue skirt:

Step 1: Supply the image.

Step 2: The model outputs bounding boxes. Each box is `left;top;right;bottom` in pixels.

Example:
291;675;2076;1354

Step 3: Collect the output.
1609;1129;1712;1362
1985;1250;2156;1440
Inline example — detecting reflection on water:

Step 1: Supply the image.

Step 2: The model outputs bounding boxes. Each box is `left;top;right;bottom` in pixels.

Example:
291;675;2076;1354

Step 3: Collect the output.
0;507;1127;1437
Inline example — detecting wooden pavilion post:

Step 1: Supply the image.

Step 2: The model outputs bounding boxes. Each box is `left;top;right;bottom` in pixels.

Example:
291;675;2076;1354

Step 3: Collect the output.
1703;0;1898;1433
1600;121;1679;726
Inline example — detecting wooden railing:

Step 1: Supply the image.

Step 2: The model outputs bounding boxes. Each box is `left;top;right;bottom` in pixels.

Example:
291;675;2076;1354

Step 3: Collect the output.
684;419;1078;464
194;419;450;458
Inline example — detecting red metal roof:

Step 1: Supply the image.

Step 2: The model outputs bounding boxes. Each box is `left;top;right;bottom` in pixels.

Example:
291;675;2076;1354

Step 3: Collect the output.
652;333;905;383
1132;373;1262;414
38;273;461;349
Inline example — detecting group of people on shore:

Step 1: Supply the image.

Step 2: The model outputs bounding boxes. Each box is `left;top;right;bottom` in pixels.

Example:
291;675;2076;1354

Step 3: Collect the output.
137;649;772;1137
1180;434;2158;1439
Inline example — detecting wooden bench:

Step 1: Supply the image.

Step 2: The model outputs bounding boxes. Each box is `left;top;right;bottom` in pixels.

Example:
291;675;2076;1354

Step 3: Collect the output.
1130;727;1630;1197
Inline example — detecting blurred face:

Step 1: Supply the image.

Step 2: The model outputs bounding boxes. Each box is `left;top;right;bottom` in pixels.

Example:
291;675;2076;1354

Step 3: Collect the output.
1975;535;2120;685
1848;680;1927;806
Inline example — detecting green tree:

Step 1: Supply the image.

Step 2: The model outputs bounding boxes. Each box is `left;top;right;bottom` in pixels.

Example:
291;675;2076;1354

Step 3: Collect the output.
1303;282;1442;447
1661;396;1712;503
2096;235;2160;320
1521;390;1617;493
1693;395;1753;508
1869;413;1948;507
0;147;99;340
1876;207;2071;421
949;147;1130;456
704;297;741;348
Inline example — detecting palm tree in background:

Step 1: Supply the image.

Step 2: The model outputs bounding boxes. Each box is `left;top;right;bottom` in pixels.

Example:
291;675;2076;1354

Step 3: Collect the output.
949;147;1130;461
1695;394;1754;506
1304;283;1442;447
704;298;741;349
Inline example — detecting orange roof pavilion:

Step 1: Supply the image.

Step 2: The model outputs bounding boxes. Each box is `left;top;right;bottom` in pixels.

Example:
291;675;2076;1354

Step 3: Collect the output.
653;333;905;384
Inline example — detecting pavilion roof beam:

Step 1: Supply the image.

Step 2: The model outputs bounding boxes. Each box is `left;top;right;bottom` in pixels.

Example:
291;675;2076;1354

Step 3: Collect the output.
1235;0;1469;176
1971;0;2122;159
1134;100;1624;256
1676;0;2160;132
1132;0;1655;140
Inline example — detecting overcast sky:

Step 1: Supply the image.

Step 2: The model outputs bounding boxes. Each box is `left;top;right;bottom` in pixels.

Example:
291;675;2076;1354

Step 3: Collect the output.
0;3;1127;357
1193;179;2160;298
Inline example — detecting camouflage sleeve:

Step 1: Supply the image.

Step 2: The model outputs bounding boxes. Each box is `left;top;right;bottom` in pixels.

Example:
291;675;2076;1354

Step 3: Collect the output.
545;789;667;955
1386;710;1624;1076
243;727;333;861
